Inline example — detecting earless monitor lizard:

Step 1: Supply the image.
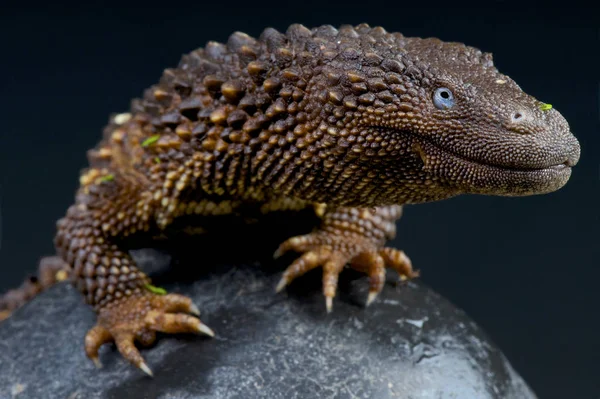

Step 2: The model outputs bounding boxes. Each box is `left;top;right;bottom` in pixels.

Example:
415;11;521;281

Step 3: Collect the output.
0;23;580;376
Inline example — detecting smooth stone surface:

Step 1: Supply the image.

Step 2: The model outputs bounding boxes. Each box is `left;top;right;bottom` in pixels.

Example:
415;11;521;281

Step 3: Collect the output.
0;246;535;399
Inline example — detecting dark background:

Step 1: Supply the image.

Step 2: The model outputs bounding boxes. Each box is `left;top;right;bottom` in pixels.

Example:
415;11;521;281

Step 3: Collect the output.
0;1;598;398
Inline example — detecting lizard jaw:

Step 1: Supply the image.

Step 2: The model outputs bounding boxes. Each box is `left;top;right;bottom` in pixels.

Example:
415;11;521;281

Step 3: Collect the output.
415;139;574;196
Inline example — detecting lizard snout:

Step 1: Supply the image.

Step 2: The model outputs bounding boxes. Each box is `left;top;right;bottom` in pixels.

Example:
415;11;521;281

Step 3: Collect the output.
564;136;581;167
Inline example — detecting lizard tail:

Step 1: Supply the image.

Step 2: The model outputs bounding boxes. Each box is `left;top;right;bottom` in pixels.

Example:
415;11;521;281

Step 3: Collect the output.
0;256;70;322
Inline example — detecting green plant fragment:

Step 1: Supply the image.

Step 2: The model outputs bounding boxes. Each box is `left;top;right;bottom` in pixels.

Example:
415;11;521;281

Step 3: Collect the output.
142;135;161;147
99;174;114;182
144;284;167;295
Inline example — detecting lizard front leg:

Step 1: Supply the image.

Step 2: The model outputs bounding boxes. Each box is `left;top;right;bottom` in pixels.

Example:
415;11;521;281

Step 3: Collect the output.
56;173;214;376
275;205;418;311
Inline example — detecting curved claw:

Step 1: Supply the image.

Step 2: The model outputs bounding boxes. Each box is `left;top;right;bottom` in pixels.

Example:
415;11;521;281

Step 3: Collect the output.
145;310;213;336
325;296;333;313
322;257;345;309
91;356;103;369
273;239;298;259
352;251;386;307
366;291;379;307
379;248;418;281
275;277;288;293
196;322;215;337
139;361;154;377
84;324;113;366
273;247;286;260
114;332;147;374
189;303;201;317
154;293;200;315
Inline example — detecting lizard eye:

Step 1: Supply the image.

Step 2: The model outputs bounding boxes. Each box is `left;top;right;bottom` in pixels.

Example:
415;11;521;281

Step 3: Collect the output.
433;87;455;110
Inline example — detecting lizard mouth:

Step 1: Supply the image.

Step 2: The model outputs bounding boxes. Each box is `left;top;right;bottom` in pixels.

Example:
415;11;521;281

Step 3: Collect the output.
413;138;575;196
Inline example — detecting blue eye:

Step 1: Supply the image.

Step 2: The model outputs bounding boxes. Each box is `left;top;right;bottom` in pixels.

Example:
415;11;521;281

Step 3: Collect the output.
433;87;455;110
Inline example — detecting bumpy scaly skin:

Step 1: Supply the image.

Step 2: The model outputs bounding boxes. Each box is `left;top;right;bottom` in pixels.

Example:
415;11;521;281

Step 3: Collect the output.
2;23;580;375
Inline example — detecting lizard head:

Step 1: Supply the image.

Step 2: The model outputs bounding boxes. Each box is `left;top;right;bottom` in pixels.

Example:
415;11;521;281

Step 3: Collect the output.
367;35;581;198
308;25;580;204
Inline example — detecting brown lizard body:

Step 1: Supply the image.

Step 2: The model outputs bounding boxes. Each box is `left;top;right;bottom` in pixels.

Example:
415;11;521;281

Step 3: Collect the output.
1;23;580;375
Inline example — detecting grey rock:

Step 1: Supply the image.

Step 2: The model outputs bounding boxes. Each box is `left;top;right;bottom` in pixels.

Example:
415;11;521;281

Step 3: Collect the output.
0;227;536;399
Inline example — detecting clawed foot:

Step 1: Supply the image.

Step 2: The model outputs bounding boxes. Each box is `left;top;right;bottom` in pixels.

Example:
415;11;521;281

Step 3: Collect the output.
274;233;419;312
85;292;214;376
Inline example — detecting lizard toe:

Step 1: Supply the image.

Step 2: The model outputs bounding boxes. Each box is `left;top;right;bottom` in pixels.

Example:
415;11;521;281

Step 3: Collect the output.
379;248;419;281
351;251;386;307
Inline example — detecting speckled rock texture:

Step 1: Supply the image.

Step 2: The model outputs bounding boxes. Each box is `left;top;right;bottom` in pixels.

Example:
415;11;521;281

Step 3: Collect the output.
0;243;535;399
